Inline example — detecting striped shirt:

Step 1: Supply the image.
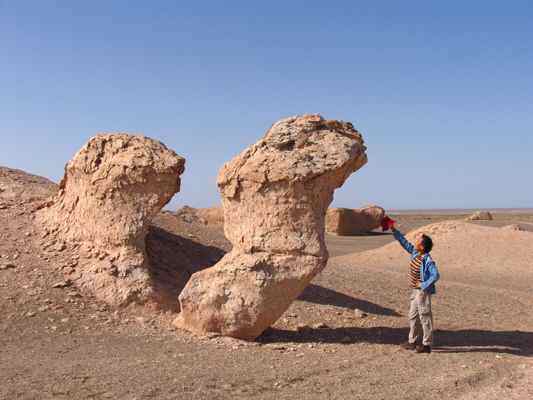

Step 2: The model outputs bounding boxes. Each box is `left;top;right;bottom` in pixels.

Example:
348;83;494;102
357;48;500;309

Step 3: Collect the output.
409;254;424;288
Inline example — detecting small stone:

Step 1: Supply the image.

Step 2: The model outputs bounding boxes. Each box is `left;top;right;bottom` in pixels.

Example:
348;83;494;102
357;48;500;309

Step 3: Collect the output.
297;324;311;332
501;380;513;389
52;280;72;288
63;267;75;275
312;322;329;329
26;311;36;317
0;263;16;270
354;309;368;318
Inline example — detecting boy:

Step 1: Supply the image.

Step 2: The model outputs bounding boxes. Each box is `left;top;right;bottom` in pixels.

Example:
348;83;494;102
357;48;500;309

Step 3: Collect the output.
386;218;440;353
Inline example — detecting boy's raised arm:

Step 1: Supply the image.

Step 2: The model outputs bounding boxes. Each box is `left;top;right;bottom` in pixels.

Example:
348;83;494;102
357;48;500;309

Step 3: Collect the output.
392;226;415;254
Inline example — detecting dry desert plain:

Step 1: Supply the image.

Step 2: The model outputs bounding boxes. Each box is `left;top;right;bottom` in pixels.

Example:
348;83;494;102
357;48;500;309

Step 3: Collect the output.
1;167;533;400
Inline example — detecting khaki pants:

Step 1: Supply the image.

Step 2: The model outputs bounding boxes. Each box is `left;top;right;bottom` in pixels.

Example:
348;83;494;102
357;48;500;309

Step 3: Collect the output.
408;289;433;346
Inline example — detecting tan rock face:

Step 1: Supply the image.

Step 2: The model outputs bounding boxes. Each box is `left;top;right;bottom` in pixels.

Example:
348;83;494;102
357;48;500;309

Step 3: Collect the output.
175;115;367;339
466;210;493;221
37;134;185;305
325;205;385;235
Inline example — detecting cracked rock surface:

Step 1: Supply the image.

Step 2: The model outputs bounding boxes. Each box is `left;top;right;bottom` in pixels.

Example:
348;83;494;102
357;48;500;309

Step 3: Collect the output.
175;115;367;339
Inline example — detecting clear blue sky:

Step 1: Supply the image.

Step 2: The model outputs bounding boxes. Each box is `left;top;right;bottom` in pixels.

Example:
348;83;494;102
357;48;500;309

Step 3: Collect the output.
1;1;532;210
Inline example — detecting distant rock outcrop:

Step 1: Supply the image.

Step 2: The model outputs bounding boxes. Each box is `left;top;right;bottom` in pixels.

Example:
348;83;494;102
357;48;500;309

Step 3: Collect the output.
196;207;224;226
501;223;533;232
175;114;367;339
175;205;203;224
37;134;185;306
176;206;224;226
0;167;57;205
325;205;385;235
466;211;493;221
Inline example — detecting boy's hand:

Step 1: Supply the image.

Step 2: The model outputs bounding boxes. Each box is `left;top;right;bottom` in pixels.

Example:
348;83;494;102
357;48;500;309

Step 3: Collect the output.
381;215;396;231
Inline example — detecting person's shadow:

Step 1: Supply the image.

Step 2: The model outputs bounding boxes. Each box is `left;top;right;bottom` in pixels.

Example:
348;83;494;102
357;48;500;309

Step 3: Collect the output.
258;326;533;356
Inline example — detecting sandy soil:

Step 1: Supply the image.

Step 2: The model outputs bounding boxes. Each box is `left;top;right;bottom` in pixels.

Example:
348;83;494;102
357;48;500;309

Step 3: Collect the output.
1;168;532;399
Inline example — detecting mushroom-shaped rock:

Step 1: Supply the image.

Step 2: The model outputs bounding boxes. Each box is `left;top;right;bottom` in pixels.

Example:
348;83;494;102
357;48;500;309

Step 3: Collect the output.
174;115;367;339
326;205;385;235
37;134;185;305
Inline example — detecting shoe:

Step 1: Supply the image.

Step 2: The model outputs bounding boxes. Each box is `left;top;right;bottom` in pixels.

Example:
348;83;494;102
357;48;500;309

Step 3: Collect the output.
415;345;431;353
400;342;416;350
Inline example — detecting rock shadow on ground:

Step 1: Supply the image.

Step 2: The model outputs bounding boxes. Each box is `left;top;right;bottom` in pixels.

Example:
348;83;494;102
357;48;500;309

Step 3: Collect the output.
145;225;226;311
297;284;401;316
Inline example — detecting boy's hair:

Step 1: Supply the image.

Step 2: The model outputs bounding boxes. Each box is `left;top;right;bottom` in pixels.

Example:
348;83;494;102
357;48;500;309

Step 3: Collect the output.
421;234;433;253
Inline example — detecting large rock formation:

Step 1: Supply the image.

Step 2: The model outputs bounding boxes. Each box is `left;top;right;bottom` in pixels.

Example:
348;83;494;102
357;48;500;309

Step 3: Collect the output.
325;205;385;235
175;115;367;339
37;134;185;305
466;210;493;221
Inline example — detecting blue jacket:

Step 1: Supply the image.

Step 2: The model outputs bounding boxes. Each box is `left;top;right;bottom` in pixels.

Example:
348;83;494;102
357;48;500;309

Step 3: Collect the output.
393;229;440;294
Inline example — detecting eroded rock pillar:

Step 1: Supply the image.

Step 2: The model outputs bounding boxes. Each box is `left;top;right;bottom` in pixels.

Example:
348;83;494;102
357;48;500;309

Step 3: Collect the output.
175;115;367;339
38;134;185;305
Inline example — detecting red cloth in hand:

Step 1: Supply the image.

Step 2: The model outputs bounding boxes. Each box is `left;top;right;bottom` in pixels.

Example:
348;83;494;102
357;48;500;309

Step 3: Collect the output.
381;216;396;231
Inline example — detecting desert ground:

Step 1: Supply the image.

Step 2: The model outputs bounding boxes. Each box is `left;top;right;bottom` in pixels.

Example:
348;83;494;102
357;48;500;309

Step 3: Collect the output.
1;167;532;400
